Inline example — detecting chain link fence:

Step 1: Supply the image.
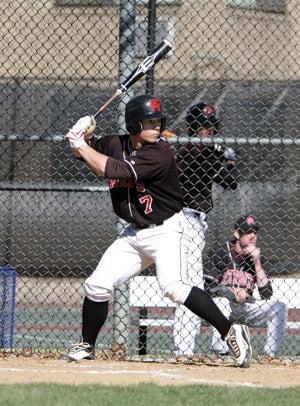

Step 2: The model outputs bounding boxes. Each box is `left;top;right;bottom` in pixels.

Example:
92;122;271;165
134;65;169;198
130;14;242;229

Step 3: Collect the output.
0;1;299;361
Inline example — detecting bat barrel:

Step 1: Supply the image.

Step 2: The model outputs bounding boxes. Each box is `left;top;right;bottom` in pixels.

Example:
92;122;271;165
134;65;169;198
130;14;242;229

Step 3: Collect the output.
152;39;173;61
121;39;173;92
94;39;173;118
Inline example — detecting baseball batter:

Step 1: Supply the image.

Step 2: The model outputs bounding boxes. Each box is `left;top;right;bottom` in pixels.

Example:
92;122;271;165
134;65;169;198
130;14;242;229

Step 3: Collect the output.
60;94;251;367
173;102;238;356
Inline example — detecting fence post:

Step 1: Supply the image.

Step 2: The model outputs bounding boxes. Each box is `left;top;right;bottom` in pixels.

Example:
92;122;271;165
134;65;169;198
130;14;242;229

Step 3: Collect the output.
0;266;16;348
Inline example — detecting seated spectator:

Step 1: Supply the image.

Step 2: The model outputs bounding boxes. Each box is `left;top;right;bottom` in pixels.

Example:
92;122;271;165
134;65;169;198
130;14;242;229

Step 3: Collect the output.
205;215;288;358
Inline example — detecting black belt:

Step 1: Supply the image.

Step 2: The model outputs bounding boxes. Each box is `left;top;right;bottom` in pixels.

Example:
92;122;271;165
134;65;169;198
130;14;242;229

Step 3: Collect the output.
134;222;163;229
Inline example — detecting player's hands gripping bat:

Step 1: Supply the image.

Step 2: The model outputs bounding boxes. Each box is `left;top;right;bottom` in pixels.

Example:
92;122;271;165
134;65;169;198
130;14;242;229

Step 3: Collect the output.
66;116;96;149
94;39;173;118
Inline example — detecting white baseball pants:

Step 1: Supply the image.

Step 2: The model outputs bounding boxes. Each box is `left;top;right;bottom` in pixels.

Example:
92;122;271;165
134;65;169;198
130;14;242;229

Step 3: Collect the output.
173;208;207;356
84;210;193;305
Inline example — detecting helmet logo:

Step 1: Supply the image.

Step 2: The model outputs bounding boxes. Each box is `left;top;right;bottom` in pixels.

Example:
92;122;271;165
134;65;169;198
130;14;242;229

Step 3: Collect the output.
204;105;214;118
149;98;161;112
246;216;256;225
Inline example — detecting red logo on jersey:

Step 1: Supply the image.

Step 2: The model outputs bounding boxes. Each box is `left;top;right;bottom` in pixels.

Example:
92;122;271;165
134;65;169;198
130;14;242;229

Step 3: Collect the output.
109;179;145;192
149;98;162;113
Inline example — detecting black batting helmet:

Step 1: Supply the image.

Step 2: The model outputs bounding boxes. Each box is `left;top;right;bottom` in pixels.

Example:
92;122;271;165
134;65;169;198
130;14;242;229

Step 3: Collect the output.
186;102;219;136
125;95;166;134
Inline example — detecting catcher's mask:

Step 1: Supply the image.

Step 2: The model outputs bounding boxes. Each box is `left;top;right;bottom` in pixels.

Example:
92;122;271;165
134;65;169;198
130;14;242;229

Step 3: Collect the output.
125;95;167;135
186;102;219;136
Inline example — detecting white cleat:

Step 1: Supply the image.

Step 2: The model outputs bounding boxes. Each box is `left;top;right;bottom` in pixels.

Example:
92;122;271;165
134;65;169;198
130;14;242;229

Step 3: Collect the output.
59;342;95;361
225;323;252;368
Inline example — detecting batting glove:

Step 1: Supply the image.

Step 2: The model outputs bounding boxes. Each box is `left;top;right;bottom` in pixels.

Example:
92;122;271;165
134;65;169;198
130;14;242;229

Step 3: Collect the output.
65;116;96;149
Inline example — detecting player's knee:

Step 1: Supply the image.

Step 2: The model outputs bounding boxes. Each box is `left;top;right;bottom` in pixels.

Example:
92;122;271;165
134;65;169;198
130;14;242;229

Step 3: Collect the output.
163;281;192;304
84;278;111;302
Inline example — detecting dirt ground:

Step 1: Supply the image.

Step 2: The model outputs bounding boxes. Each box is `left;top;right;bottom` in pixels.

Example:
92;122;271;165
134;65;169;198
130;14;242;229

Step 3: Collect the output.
0;356;299;388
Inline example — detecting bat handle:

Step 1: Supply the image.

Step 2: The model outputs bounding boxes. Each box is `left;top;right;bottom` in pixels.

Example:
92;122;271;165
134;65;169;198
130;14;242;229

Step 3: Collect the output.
94;89;123;118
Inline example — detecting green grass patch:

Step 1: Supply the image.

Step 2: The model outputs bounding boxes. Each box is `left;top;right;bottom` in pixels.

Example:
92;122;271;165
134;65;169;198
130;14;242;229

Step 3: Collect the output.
0;383;299;406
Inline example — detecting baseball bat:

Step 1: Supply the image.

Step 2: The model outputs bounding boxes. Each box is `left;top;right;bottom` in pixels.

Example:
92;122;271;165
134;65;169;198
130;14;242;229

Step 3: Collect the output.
94;39;173;118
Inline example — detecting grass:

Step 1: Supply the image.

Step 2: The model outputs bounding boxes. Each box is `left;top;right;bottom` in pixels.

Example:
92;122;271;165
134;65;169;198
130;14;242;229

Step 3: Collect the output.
0;383;299;406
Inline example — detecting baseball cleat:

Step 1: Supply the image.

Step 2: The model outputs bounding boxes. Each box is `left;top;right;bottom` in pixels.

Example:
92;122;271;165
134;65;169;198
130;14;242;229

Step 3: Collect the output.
225;323;252;368
59;341;95;361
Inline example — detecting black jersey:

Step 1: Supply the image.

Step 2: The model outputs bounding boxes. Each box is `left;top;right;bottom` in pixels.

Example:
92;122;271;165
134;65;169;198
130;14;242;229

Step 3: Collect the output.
176;143;238;213
90;134;183;226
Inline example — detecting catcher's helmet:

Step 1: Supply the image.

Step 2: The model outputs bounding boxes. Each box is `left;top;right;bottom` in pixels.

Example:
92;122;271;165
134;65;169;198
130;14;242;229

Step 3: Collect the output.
125;95;166;134
186;102;219;136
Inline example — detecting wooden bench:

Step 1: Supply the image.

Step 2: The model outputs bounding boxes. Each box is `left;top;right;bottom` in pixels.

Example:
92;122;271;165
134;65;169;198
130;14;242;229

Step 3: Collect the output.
130;275;300;354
